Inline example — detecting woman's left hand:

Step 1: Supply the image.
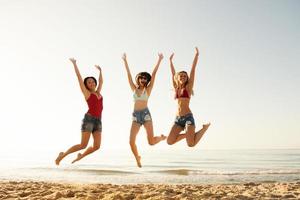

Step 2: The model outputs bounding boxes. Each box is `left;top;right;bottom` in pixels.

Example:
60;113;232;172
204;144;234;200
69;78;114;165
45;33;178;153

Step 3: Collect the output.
95;65;102;71
195;47;199;56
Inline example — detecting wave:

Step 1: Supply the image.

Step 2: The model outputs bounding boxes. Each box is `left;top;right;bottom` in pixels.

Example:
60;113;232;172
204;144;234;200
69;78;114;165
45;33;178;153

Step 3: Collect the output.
150;169;300;176
27;167;138;175
26;166;300;176
62;168;138;175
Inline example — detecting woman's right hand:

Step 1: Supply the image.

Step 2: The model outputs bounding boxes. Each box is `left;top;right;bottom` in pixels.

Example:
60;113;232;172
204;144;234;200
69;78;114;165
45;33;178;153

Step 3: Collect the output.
169;53;174;61
158;53;164;60
69;58;76;65
122;53;127;61
195;47;199;56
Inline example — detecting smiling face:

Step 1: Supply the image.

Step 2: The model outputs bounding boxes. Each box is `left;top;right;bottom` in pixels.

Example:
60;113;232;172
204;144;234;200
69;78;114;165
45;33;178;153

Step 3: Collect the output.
138;75;148;87
177;71;189;85
135;72;151;88
84;77;97;91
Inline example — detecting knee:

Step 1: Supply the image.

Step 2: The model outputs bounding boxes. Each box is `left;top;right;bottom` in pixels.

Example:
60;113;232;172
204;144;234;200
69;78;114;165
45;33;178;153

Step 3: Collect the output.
187;142;195;147
79;143;88;149
129;140;135;147
148;140;155;146
167;138;174;145
93;144;100;151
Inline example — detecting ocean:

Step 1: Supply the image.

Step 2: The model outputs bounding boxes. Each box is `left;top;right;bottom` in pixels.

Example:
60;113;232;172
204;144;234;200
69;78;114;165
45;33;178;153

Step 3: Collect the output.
0;149;299;184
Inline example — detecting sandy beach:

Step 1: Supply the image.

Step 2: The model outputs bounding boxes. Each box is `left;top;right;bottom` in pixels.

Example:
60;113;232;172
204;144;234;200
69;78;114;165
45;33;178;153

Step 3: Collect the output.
0;181;299;200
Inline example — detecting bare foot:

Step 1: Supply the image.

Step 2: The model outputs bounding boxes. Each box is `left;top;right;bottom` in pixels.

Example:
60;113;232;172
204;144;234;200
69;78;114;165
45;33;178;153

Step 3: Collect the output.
55;152;64;165
160;134;167;141
136;156;142;168
72;153;83;164
200;123;211;136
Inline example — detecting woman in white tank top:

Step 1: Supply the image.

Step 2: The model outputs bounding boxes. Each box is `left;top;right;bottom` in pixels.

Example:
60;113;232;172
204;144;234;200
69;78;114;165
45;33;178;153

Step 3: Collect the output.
122;53;166;168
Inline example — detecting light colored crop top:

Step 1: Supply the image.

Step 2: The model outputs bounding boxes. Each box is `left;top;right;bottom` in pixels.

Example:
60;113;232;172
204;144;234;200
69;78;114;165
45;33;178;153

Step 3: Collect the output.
133;89;149;102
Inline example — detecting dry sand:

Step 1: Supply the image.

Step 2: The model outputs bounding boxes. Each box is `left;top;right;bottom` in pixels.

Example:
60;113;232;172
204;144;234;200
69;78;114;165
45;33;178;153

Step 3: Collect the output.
0;181;300;200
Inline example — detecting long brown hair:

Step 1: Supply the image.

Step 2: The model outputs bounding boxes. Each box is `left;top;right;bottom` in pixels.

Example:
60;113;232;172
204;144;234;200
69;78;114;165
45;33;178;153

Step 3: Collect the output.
174;71;189;88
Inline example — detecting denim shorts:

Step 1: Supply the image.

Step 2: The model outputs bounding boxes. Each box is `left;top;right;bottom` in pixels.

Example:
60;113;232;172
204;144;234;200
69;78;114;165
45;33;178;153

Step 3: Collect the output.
81;114;102;133
132;107;152;125
175;113;195;129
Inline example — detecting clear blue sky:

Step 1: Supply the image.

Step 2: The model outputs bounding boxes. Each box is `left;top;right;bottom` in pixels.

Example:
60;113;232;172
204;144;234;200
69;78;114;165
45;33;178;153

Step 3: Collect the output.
0;0;299;156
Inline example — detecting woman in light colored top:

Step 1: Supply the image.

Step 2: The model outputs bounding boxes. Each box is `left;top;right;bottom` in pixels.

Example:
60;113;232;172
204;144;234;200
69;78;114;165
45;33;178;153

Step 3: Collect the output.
122;53;166;168
167;47;210;147
55;58;103;165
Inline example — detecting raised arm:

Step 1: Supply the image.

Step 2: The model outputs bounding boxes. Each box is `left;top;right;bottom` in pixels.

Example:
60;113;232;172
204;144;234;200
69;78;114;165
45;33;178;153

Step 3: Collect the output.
187;47;199;91
147;53;163;94
169;53;177;89
69;58;89;98
122;53;136;91
95;65;103;94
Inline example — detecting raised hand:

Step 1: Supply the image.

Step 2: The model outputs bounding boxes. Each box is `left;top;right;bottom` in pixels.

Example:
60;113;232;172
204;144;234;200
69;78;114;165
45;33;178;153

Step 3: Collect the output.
158;53;164;60
95;65;101;71
95;64;103;92
195;47;199;56
169;53;174;61
69;58;77;65
122;53;127;61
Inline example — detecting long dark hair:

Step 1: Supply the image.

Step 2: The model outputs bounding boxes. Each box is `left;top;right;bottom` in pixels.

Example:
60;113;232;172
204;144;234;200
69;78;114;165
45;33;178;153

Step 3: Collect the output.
83;76;97;91
135;72;151;89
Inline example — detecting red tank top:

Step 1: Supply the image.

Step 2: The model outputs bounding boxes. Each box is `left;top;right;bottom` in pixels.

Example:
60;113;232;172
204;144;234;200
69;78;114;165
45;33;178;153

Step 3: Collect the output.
87;93;103;118
175;88;190;99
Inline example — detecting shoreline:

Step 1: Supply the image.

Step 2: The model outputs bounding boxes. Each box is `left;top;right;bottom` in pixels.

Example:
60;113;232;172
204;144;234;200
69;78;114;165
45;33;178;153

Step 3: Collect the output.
1;180;299;199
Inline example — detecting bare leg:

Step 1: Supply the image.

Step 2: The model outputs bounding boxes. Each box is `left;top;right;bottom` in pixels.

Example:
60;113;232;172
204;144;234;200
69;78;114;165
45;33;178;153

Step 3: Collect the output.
194;123;210;145
72;132;101;164
144;121;166;145
186;123;210;147
55;132;91;165
129;122;142;168
167;124;186;145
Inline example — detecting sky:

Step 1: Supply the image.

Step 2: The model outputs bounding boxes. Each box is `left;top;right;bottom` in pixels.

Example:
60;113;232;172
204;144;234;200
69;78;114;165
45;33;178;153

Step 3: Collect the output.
0;0;299;157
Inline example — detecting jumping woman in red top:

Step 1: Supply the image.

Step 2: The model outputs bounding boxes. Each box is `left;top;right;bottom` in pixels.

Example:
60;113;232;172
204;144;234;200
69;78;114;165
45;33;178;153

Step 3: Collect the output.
167;47;210;147
55;58;103;165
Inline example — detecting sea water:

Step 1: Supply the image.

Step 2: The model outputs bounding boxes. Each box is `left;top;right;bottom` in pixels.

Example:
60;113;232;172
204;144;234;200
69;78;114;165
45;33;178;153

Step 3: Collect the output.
0;149;299;184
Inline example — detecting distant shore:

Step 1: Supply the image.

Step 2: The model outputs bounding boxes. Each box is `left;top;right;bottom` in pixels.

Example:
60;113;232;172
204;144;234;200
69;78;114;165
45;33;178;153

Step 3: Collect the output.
0;180;299;199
